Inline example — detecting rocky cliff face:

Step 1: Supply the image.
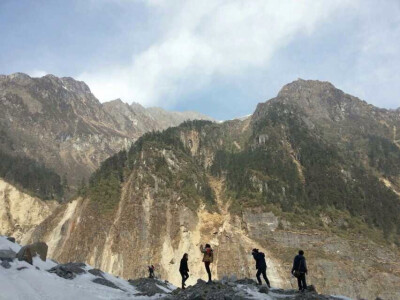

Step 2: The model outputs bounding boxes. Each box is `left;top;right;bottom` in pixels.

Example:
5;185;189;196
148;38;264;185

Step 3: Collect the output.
253;79;400;199
26;176;400;299
0;73;124;190
0;73;213;194
26;178;288;289
258;79;400;143
7;79;400;299
0;179;58;243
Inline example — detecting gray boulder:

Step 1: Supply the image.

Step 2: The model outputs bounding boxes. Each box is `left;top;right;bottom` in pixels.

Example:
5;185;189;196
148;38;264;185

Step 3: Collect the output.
307;285;317;292
62;262;86;273
229;275;237;282
221;275;229;284
173;279;254;300
92;277;122;290
88;268;104;278
258;285;269;294
16;247;32;265
270;288;299;296
1;260;11;269
0;249;16;262
6;237;16;243
235;278;257;285
48;262;86;279
128;278;172;296
17;242;48;263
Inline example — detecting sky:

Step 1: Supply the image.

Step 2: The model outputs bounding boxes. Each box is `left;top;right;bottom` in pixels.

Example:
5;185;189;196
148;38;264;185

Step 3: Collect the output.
0;0;399;120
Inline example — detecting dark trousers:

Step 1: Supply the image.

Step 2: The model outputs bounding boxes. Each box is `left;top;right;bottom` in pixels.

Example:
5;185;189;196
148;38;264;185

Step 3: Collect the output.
204;262;212;281
256;267;271;287
297;273;307;291
180;271;189;288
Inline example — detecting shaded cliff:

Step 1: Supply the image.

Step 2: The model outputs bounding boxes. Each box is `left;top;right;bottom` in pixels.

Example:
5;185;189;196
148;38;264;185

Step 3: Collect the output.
0;179;58;242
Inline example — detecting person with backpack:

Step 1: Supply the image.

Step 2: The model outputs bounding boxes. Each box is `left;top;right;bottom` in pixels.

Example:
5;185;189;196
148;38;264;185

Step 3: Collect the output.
291;250;308;291
200;244;213;283
179;253;189;289
251;248;271;288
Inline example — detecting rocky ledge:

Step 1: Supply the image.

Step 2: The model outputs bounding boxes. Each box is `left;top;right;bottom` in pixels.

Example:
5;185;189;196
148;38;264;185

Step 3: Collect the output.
1;236;363;299
166;278;347;300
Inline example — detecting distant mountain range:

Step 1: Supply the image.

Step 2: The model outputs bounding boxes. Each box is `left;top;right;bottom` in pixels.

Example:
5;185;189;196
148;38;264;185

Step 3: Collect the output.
0;73;213;197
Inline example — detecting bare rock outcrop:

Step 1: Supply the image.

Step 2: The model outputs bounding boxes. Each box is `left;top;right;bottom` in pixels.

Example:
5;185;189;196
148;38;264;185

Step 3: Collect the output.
17;241;48;264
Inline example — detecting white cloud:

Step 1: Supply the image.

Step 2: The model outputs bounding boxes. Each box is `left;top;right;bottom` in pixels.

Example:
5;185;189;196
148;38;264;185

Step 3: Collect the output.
79;0;354;105
336;0;400;109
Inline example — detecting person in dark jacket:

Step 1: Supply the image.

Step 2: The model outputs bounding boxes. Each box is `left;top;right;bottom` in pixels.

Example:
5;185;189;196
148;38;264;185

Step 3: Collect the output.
200;244;213;283
291;250;308;291
179;253;189;289
252;248;271;288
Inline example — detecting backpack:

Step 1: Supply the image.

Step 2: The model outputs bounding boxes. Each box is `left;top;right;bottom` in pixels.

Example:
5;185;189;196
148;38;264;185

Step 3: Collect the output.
293;269;301;278
293;258;302;278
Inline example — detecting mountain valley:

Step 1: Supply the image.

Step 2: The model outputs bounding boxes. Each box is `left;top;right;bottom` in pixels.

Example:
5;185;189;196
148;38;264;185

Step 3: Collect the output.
1;77;400;299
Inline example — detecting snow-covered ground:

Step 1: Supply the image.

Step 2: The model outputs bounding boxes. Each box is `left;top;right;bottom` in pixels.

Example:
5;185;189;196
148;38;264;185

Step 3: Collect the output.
1;236;353;299
0;236;171;300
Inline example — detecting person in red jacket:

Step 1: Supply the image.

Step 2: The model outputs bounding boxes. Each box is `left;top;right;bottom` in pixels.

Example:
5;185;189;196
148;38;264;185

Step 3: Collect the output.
200;244;213;283
148;265;155;278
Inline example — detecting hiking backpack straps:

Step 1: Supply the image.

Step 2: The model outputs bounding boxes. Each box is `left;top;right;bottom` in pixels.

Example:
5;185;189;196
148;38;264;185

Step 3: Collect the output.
293;258;302;278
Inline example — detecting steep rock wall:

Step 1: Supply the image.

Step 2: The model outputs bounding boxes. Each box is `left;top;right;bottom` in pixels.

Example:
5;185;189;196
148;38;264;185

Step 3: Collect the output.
27;176;286;288
26;173;400;300
0;179;58;243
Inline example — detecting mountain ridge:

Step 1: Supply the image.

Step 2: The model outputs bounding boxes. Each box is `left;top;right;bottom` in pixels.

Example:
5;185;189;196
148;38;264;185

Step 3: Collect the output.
17;79;400;299
0;72;214;196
